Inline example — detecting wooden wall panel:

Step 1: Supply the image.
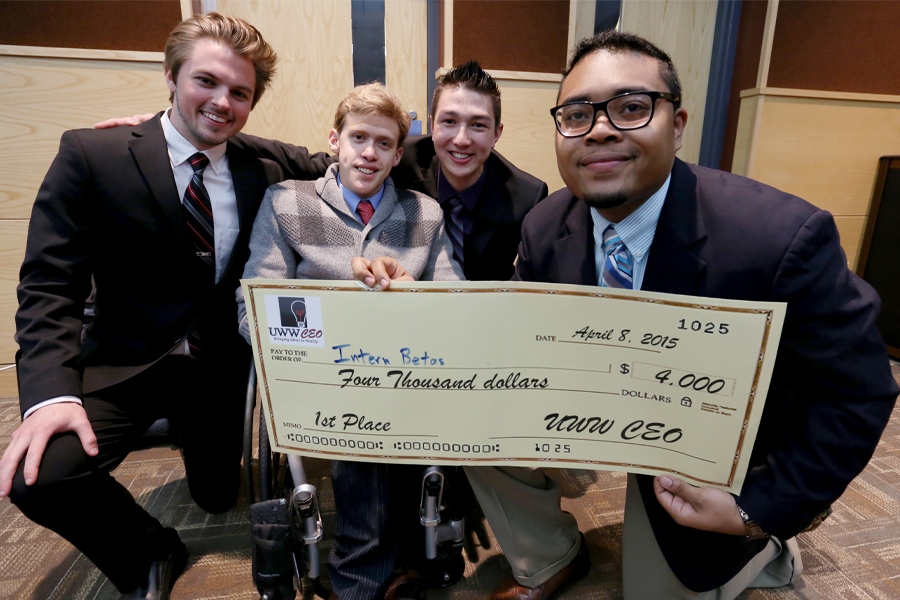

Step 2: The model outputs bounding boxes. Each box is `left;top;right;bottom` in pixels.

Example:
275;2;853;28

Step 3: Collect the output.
619;0;718;165
217;0;354;153
0;56;169;219
0;366;18;399
719;0;769;172
0;221;28;369
732;90;900;269
729;94;759;178
568;0;597;53
493;78;565;194
385;0;429;127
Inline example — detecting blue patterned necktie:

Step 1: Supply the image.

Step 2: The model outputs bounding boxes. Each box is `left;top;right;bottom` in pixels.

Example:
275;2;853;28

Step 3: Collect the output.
600;225;633;289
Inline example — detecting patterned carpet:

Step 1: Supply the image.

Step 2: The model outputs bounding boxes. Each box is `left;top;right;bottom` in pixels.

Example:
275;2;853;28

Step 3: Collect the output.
1;363;899;600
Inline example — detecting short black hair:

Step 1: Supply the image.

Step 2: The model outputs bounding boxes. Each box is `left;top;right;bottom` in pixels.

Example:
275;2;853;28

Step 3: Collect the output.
561;30;682;109
432;60;502;126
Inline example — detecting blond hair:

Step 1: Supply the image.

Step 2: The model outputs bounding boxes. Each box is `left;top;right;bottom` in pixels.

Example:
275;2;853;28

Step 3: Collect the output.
333;83;411;147
164;12;277;109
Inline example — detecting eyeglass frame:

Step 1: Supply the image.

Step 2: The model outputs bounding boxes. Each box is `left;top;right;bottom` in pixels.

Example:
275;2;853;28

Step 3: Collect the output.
550;91;681;137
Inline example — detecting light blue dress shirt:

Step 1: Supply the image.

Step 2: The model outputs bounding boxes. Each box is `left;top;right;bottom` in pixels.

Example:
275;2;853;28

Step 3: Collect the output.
338;173;385;221
590;173;671;291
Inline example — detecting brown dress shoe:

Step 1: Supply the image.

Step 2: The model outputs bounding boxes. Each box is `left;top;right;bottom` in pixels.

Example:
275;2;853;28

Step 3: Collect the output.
383;569;426;600
488;534;590;600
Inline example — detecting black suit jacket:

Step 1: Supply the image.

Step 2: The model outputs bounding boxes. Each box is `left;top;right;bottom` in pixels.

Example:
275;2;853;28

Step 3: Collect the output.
514;158;899;590
16;114;331;414
391;134;548;281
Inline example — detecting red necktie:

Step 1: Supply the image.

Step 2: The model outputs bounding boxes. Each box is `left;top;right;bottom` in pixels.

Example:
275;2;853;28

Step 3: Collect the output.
357;200;374;225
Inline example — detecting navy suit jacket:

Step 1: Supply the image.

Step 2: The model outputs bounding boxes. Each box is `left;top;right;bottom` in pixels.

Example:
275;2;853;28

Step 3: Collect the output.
391;134;548;281
514;158;899;590
16;114;331;414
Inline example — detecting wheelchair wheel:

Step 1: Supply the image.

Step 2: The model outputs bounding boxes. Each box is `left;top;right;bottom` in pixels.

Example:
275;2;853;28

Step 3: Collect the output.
259;404;292;501
259;404;274;501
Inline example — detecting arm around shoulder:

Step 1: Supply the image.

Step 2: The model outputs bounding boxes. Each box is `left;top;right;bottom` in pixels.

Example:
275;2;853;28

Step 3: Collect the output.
233;134;335;181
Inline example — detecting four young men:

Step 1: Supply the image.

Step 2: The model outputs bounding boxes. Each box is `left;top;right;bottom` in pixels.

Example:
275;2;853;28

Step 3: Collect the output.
1;11;897;600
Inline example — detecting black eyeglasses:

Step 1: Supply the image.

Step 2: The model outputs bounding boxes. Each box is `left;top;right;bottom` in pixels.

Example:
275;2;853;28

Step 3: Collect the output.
550;91;680;137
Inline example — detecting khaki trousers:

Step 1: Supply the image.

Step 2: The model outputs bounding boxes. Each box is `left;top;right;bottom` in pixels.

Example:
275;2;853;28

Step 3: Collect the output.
622;475;802;599
464;467;803;598
463;466;581;588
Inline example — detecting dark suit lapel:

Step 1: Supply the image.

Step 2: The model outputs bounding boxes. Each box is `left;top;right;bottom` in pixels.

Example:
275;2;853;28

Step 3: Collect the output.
222;142;264;279
421;155;440;197
228;144;263;240
128;117;189;250
553;197;596;285
643;159;707;295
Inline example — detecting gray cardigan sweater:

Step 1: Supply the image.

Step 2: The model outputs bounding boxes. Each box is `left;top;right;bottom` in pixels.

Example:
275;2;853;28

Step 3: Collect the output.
237;164;463;341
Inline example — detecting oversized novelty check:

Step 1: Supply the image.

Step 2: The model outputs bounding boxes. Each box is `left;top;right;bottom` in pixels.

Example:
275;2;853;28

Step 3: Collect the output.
242;279;785;493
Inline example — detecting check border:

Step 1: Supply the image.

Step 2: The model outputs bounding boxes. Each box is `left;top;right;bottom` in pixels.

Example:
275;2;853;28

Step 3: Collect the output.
246;282;777;487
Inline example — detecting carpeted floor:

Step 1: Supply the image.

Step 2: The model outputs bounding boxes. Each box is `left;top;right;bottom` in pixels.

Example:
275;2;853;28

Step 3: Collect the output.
2;363;900;600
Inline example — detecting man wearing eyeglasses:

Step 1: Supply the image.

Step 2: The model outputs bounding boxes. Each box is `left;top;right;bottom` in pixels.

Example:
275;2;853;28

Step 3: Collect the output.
457;30;899;600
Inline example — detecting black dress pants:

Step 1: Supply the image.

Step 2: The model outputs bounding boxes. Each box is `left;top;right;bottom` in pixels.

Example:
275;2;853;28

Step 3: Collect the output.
329;461;423;600
9;356;245;592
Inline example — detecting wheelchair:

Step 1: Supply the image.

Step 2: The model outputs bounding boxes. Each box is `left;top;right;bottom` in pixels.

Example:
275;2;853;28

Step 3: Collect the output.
242;362;469;600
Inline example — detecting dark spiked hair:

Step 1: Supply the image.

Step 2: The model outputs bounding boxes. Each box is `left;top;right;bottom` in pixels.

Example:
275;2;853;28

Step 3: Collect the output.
561;30;682;109
431;60;502;127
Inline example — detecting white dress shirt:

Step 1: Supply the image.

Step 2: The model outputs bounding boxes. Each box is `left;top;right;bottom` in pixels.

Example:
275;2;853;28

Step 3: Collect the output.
161;109;239;282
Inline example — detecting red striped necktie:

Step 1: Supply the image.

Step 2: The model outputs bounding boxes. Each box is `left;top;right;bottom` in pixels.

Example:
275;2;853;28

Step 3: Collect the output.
182;152;215;285
182;152;214;358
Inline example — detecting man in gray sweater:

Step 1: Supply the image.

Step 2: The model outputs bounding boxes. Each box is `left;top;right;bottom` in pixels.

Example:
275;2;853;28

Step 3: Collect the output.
237;82;462;600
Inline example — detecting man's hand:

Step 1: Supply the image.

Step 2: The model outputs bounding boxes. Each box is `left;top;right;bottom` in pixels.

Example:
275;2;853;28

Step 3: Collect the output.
93;113;155;129
0;403;97;497
351;256;414;289
653;475;746;536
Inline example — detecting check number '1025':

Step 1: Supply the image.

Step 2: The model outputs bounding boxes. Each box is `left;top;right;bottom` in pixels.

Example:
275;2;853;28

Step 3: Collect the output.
535;443;571;453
